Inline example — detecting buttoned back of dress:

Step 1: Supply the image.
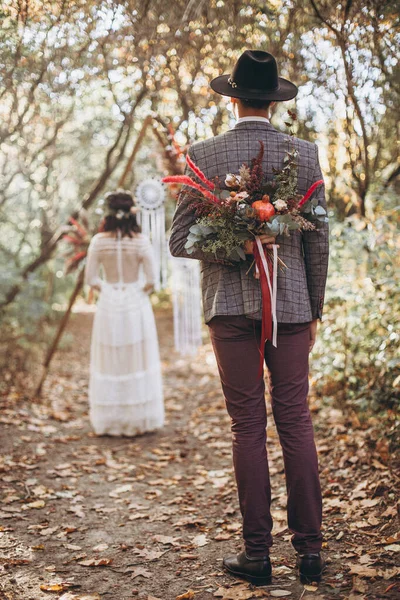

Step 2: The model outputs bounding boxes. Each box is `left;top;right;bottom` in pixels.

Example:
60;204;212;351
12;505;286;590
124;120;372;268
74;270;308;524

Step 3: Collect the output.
84;233;155;288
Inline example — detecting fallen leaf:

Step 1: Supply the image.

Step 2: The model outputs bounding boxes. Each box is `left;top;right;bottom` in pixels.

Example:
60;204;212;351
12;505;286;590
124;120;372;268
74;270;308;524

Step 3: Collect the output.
59;595;100;600
109;484;133;498
2;558;31;566
174;516;206;528
129;512;149;521
381;506;397;518
384;544;400;552
270;591;292;597
92;543;109;552
128;566;152;579
68;506;85;518
133;548;166;560
78;558;113;567
348;565;378;578
66;553;87;564
45;565;57;572
25;500;45;509
153;534;181;546
359;555;373;564
304;585;318;592
274;565;292;576
381;567;400;579
360;498;380;508
352;577;368;594
191;533;209;547
176;591;195;600
214;532;232;541
214;585;268;599
40;582;73;592
40;526;59;536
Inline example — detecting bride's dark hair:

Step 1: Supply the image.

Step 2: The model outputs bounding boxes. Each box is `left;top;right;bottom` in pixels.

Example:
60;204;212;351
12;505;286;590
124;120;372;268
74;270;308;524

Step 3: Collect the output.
103;189;141;237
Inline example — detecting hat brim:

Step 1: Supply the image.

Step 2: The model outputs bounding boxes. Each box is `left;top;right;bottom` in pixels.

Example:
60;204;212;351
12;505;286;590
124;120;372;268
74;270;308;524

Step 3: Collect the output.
210;74;298;101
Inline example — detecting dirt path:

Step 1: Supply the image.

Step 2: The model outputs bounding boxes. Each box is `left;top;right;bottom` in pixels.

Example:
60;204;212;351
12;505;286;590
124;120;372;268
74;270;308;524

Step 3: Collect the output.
0;307;398;600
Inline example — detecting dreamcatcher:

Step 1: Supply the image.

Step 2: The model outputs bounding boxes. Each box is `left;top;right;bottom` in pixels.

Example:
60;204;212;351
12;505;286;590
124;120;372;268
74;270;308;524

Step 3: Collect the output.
135;178;167;291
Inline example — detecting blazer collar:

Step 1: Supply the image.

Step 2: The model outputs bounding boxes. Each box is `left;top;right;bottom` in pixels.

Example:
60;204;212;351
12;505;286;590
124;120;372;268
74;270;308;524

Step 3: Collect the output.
232;120;276;132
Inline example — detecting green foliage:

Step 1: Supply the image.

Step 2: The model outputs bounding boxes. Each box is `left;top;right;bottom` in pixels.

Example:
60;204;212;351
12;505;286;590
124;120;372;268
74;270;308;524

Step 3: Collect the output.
0;0;398;415
187;216;248;261
311;207;399;411
0;260;80;382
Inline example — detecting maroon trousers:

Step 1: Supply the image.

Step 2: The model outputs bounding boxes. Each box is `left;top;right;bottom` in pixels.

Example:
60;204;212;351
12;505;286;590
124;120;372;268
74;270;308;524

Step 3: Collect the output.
208;315;323;557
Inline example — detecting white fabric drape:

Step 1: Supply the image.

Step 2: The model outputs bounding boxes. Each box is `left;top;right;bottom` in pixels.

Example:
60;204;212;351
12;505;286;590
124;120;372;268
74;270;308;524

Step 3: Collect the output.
171;256;202;356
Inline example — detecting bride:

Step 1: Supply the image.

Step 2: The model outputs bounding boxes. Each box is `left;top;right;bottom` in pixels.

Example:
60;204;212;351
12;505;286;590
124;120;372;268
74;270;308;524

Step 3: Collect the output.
84;189;164;436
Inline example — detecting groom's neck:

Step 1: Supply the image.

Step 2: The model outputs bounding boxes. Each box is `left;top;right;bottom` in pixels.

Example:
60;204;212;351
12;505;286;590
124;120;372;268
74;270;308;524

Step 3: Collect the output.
236;104;270;120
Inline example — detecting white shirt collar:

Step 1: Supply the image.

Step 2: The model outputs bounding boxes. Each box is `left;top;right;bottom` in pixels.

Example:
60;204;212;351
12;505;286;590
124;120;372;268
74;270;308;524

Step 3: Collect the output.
236;116;270;124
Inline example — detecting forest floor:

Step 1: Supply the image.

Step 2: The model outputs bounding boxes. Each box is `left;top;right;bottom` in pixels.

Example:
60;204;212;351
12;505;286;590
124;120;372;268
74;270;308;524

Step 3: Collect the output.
0;306;399;600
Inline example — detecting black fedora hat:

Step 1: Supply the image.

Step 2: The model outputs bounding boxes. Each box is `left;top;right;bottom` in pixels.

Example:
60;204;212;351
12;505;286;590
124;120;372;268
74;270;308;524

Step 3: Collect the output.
210;50;298;101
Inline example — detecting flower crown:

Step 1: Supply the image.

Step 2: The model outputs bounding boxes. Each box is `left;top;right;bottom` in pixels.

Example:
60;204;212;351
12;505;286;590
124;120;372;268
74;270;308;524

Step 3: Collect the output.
104;189;140;220
107;205;140;220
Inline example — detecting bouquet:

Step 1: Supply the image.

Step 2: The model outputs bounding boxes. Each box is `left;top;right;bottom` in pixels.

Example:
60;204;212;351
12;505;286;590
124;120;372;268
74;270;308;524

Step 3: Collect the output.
163;134;328;370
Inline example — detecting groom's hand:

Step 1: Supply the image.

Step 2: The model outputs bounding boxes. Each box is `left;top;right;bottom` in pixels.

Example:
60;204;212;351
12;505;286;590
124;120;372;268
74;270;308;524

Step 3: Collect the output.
244;236;277;254
309;319;318;352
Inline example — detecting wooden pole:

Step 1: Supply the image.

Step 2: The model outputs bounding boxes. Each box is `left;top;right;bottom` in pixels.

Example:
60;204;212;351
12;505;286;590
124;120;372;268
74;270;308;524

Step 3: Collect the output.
34;268;85;398
118;114;153;188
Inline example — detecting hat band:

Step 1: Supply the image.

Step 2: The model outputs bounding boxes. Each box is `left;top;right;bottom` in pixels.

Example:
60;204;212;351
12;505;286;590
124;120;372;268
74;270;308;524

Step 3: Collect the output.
228;76;280;95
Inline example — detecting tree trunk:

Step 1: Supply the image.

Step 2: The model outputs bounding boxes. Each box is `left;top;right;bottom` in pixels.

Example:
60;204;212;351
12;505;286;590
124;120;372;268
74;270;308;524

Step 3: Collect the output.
118;114;153;187
34;268;85;398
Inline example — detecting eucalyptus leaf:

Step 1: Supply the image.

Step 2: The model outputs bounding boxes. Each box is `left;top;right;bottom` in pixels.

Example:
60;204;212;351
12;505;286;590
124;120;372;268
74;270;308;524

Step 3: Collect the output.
267;220;281;235
228;248;242;261
201;225;216;235
236;246;246;260
314;205;327;216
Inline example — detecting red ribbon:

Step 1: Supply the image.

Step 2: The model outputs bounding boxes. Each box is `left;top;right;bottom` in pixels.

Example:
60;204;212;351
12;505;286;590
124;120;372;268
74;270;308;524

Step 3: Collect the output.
253;241;273;377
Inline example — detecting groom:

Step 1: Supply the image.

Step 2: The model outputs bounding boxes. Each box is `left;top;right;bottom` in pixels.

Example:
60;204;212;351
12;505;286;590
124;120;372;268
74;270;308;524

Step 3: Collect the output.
169;50;329;585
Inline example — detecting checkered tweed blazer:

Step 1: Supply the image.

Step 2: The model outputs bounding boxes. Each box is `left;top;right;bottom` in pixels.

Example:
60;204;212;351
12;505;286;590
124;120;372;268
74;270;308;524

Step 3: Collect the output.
169;121;329;323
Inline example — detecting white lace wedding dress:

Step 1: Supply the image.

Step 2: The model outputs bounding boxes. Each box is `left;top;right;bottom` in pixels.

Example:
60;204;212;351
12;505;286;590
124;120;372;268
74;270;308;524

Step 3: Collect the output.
84;232;164;436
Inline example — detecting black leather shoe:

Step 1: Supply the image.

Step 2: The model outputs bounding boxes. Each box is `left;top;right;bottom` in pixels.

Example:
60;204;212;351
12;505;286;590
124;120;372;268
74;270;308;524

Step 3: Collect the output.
223;551;272;586
296;553;326;583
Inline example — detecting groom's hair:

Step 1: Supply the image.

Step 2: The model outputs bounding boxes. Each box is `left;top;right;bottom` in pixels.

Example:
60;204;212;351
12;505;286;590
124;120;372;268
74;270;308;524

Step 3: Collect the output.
240;98;273;110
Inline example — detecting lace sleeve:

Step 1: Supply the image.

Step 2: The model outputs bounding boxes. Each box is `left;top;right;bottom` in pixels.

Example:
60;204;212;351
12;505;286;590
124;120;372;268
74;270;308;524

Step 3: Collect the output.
139;236;155;286
84;236;102;288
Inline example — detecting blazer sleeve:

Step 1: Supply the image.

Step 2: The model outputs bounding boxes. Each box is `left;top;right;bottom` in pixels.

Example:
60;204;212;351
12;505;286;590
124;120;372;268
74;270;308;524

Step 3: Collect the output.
168;145;234;266
302;145;329;320
84;236;102;288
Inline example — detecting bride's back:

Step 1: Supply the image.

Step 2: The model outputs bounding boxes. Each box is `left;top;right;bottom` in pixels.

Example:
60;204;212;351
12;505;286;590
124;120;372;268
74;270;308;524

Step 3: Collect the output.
87;232;154;285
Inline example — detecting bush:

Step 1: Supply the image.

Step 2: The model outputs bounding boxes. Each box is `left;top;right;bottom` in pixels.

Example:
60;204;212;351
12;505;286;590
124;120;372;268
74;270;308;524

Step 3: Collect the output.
311;211;399;412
